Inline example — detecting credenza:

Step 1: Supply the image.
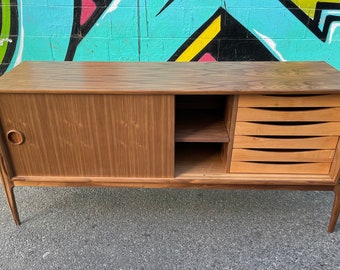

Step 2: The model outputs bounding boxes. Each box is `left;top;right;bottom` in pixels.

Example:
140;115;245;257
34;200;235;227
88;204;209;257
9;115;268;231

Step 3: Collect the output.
1;61;340;232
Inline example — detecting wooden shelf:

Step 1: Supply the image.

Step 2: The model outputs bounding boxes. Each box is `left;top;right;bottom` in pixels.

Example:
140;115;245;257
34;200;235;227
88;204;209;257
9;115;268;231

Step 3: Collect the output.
175;143;226;176
175;110;229;142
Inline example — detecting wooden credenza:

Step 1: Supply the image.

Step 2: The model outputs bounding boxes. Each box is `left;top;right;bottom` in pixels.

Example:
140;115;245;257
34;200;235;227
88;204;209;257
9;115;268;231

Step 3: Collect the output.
1;61;340;232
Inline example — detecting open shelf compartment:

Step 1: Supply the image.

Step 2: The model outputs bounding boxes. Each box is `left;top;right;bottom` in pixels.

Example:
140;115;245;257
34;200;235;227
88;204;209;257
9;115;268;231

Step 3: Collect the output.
175;95;229;143
175;142;226;177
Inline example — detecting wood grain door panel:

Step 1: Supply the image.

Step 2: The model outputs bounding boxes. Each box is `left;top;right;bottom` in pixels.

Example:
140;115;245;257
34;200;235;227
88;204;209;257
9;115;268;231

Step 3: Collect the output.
0;94;174;178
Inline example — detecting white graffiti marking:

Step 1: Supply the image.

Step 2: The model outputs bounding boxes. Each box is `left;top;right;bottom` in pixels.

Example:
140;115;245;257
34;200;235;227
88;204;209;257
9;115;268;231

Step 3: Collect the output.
328;22;340;44
14;0;24;67
0;38;13;46
253;29;286;61
101;0;122;20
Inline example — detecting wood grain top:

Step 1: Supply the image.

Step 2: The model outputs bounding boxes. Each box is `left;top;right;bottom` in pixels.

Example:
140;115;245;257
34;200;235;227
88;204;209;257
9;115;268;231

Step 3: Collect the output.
0;61;340;94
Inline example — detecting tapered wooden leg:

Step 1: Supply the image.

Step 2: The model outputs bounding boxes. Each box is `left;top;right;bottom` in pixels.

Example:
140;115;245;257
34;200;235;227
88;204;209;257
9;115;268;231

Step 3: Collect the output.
0;163;20;225
328;185;340;233
2;184;20;225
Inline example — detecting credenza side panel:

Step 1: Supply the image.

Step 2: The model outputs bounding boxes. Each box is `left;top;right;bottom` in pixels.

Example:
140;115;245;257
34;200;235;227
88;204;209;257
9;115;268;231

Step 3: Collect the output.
0;94;174;178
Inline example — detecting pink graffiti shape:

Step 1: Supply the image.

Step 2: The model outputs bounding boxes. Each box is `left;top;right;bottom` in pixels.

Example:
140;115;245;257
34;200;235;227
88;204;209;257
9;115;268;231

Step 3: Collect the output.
80;0;97;25
198;53;217;62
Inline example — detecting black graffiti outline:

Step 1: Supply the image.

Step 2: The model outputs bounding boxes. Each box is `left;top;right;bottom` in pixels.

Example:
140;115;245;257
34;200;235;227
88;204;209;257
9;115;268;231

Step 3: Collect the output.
280;0;340;42
0;0;18;75
156;0;174;16
168;7;278;62
65;0;113;61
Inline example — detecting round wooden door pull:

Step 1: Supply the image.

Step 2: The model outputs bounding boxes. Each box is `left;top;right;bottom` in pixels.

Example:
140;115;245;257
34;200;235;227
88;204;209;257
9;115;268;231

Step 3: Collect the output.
7;130;25;145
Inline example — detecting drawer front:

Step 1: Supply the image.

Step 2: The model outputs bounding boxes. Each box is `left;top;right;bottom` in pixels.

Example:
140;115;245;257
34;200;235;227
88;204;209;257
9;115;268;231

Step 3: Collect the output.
238;94;340;107
233;136;339;149
232;149;335;163
230;162;331;174
234;122;340;136
236;107;340;122
231;94;340;175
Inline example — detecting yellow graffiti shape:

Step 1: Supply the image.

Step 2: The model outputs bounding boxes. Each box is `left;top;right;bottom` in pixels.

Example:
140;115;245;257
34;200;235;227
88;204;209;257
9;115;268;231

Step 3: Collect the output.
175;15;221;62
292;0;340;19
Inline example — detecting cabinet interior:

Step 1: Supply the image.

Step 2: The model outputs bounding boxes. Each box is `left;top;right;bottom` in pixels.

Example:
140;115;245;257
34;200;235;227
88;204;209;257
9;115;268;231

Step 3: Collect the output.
175;95;230;176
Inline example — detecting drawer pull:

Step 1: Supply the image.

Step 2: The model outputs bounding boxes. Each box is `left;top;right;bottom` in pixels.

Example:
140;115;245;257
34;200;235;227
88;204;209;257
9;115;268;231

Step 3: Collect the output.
7;130;25;145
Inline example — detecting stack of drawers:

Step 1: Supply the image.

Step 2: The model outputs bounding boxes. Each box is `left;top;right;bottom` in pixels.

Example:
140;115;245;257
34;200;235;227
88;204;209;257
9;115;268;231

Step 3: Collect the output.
230;94;340;174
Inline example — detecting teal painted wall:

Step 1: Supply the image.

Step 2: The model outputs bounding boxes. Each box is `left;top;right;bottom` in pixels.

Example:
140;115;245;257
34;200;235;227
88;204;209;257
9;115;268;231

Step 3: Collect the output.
1;0;340;75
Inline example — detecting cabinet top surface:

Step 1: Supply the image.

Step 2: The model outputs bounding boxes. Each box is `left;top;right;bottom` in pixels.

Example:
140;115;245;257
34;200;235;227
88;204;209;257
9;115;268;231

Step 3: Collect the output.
1;61;340;94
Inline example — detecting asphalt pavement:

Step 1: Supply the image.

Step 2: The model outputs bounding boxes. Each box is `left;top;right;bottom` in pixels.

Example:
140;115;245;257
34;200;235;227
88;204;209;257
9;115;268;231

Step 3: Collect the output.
1;186;340;269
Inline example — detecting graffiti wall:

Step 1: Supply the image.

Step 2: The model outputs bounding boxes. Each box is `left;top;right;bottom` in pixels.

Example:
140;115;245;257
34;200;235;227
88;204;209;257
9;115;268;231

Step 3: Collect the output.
1;0;339;75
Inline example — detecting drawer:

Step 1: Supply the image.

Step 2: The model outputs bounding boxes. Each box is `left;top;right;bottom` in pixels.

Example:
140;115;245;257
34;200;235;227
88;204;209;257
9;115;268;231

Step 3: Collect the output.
230;162;331;174
234;122;340;136
231;149;334;163
233;135;339;149
238;94;340;108
232;94;340;175
236;107;340;122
